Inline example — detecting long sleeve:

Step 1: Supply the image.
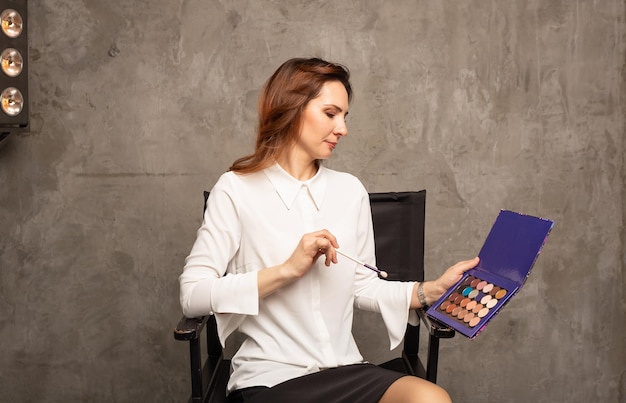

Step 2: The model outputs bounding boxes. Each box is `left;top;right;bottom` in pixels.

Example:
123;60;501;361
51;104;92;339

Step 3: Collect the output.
179;174;259;319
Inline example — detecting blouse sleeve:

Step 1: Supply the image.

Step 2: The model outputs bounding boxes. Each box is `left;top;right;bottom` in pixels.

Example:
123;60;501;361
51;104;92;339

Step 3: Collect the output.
179;175;259;321
351;187;418;350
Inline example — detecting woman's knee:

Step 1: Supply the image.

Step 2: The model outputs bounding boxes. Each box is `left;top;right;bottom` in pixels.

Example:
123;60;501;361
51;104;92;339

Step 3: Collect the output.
379;376;451;403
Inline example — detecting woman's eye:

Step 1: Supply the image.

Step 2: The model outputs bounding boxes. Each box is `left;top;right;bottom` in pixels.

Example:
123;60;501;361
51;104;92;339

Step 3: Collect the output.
326;112;335;118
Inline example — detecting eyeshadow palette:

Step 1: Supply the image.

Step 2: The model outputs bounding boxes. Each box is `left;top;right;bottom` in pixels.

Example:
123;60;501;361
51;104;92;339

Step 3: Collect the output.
426;210;554;339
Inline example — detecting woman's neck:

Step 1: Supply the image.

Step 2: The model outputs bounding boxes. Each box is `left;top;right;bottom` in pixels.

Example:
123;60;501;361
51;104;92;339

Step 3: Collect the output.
275;155;319;181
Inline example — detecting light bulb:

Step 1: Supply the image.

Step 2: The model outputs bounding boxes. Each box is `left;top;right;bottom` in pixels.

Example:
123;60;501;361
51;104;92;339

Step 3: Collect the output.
1;87;23;116
1;48;23;77
1;9;23;38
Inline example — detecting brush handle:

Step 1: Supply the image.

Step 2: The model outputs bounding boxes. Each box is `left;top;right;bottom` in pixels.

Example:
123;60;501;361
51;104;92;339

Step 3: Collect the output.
335;249;386;277
335;249;366;266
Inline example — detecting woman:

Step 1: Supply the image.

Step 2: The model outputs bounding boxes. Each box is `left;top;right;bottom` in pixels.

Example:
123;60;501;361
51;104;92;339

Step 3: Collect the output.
179;57;478;403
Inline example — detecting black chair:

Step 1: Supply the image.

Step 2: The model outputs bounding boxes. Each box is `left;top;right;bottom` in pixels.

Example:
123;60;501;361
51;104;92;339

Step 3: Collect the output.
174;190;455;403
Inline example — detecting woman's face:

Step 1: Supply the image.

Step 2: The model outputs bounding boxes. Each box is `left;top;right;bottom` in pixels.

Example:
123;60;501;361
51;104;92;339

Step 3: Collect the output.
294;80;349;163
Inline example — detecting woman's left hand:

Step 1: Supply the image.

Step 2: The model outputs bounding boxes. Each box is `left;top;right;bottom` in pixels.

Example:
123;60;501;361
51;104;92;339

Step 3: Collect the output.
420;257;480;307
434;257;480;292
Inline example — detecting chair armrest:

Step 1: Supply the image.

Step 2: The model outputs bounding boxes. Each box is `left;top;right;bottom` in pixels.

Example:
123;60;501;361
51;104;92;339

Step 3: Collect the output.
417;309;455;339
174;315;209;341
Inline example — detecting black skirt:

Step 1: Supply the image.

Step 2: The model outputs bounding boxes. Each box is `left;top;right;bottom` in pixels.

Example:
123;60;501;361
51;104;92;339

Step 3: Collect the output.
227;363;407;403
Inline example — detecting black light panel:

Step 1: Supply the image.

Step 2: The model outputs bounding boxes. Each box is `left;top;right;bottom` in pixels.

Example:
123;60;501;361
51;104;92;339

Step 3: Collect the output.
0;0;28;140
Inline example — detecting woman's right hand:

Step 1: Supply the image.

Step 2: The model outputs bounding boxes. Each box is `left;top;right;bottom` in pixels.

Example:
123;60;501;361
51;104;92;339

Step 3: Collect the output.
257;229;339;298
283;229;339;278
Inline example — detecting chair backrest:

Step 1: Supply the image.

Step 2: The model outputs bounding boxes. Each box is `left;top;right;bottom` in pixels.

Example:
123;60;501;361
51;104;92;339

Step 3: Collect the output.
369;191;426;282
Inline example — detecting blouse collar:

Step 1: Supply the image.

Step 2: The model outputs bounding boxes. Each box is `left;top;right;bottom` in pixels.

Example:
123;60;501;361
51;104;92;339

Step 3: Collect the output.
263;163;327;211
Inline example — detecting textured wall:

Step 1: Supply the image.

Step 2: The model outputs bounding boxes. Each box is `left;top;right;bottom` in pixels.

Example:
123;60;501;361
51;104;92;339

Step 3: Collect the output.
0;1;624;402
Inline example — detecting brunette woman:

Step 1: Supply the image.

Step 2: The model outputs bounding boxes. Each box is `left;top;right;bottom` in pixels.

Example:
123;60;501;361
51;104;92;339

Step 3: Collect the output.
180;57;478;403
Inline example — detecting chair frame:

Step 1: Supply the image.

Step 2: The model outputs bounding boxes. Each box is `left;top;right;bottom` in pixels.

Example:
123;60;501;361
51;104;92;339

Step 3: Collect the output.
174;191;455;403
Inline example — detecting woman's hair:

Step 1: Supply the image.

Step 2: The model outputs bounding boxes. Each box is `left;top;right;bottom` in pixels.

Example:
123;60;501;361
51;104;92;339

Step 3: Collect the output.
229;57;352;174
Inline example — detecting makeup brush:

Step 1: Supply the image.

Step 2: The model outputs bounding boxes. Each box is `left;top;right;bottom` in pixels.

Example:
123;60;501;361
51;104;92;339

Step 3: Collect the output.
335;249;388;279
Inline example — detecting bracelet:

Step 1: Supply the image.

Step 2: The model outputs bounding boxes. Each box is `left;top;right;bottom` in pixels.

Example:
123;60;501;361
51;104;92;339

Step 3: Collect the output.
417;282;430;308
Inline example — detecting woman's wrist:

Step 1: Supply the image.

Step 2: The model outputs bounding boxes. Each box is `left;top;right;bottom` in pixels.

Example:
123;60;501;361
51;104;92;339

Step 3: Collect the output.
258;263;298;298
421;281;447;307
417;282;429;308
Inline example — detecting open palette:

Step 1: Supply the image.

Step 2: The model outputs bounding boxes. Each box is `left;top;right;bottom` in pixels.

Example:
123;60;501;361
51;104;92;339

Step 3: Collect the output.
426;210;554;339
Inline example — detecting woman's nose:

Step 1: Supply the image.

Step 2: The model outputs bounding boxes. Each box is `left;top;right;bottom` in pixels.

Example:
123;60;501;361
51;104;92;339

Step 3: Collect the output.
335;119;348;136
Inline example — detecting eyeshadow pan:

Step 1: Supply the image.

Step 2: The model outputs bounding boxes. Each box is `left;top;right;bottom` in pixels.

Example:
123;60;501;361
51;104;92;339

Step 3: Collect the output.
489;286;501;296
463;312;475;323
476;280;487;291
468;316;481;327
495;289;507;299
482;283;494;293
446;303;456;314
486;298;497;309
480;295;492;305
460;298;470;308
478;307;490;318
466;300;477;311
439;300;451;311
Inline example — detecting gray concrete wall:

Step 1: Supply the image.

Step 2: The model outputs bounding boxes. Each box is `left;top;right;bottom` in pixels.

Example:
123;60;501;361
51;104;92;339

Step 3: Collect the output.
0;1;623;401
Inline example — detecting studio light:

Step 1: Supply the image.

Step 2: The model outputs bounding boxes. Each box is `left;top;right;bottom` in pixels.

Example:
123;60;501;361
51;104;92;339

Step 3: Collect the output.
1;86;23;116
1;47;24;77
1;8;23;38
0;0;28;148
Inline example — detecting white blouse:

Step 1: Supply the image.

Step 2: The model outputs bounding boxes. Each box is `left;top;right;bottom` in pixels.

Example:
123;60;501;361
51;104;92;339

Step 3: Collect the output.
179;163;416;393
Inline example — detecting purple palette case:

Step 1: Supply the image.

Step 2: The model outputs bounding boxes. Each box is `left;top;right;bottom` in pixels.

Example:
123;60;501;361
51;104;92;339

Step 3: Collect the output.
426;210;554;339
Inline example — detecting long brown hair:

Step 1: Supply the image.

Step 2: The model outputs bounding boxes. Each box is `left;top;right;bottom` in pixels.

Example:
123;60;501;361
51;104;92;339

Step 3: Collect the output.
229;57;352;174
